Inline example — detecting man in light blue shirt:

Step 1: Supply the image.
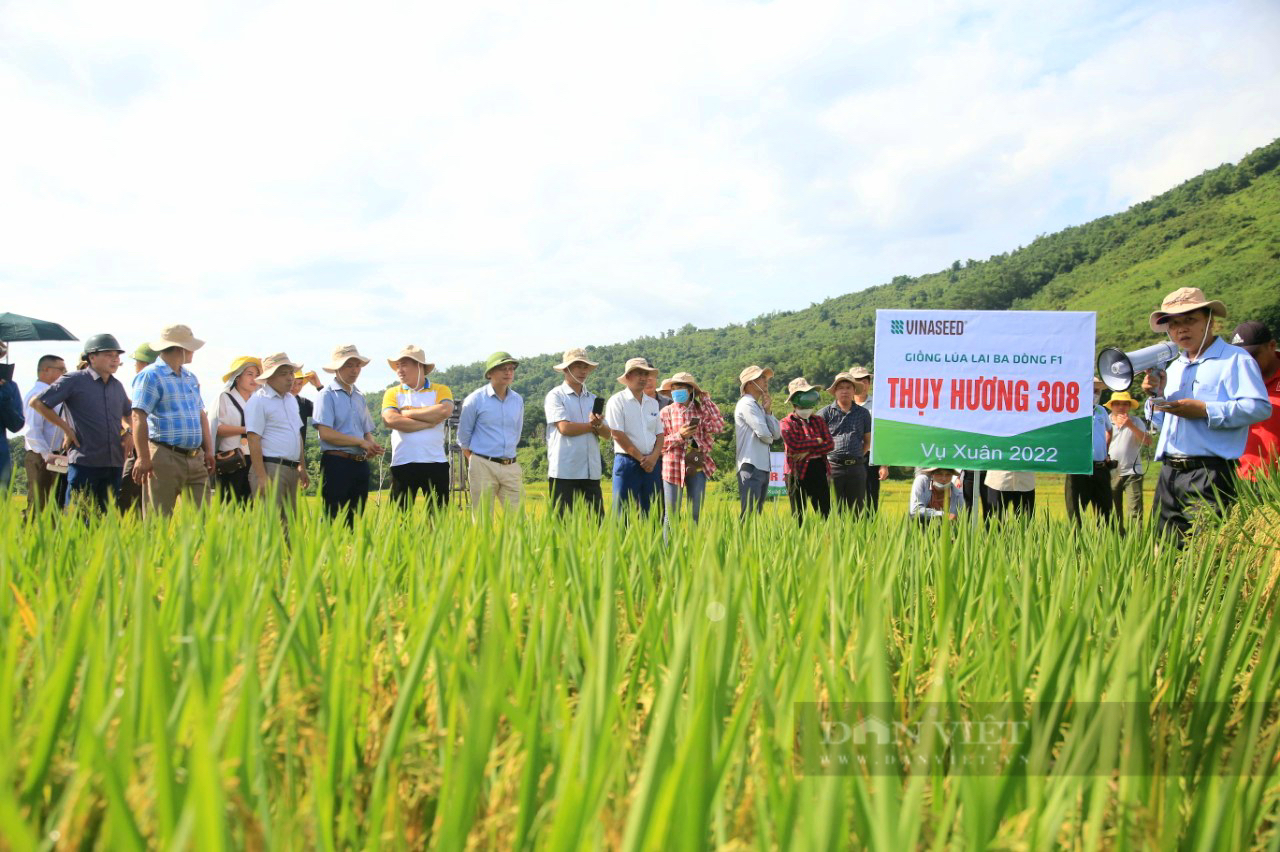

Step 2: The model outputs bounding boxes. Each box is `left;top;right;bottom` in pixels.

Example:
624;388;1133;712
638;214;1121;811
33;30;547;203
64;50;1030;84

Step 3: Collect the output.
458;351;524;509
1141;288;1272;541
314;344;384;525
734;364;781;516
1065;377;1114;525
21;354;66;512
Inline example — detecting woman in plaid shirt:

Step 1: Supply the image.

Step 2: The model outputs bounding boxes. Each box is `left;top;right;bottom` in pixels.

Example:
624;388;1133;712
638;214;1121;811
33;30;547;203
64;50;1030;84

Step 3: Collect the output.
780;378;834;523
659;372;726;526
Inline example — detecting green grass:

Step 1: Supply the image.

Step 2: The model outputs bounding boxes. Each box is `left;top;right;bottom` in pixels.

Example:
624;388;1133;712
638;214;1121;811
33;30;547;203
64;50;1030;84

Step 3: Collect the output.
1;474;1278;848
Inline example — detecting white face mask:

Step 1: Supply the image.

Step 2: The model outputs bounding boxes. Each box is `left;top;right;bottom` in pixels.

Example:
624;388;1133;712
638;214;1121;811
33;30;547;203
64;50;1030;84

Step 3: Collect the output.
932;480;949;491
795;408;814;419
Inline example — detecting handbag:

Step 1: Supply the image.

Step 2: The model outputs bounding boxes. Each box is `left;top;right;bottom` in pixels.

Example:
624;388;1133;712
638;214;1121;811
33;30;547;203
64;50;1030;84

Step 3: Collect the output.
685;438;707;474
215;391;248;475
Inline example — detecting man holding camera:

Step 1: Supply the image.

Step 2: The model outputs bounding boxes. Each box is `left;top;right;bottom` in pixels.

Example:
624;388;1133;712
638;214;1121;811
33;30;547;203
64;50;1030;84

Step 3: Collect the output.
1142;288;1271;541
544;348;608;516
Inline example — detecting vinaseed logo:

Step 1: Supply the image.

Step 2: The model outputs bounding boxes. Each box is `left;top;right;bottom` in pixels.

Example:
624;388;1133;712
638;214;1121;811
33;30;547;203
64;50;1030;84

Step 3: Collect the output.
890;320;904;334
889;318;966;336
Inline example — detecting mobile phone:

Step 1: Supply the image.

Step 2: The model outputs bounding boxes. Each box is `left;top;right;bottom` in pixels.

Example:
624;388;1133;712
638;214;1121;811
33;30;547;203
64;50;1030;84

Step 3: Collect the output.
0;363;12;383
689;416;701;426
1151;397;1174;410
592;396;605;416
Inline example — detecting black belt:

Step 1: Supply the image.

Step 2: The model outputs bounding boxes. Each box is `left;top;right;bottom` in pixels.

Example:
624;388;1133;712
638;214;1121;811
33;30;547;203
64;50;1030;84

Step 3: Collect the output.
1163;455;1228;471
262;456;299;467
152;440;202;457
829;457;861;467
472;452;517;465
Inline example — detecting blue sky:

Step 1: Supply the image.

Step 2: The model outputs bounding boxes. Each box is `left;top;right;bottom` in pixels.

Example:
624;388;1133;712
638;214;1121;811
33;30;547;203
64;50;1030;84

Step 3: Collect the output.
2;0;1278;400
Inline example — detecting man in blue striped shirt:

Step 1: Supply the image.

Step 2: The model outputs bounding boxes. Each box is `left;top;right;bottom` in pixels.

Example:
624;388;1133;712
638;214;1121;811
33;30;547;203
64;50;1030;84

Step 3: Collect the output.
1141;288;1272;542
314;344;384;525
131;324;214;517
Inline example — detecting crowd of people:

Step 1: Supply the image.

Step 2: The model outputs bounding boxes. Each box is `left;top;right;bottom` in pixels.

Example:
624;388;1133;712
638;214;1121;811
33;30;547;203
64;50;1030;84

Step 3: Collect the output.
0;287;1275;543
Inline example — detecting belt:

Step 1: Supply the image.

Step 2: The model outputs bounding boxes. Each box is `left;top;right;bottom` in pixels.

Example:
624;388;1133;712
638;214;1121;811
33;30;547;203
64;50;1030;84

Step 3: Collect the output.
1094;461;1110;470
152;440;202;457
324;450;367;462
1163;455;1226;471
829;457;861;467
262;456;299;467
472;452;517;465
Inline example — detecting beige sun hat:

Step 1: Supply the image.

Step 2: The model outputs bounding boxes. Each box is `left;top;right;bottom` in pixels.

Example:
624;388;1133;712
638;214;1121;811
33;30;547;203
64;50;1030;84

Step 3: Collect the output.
323;343;371;372
847;364;871;380
738;365;774;390
617;356;659;384
261;352;301;379
150;324;205;352
387;344;434;374
659;371;704;395
1149;287;1227;332
786;377;822;401
553;348;600;372
827;371;858;393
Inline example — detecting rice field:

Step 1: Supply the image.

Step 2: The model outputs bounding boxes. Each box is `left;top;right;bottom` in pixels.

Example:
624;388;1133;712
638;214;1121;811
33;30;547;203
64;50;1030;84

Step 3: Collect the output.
2;474;1279;850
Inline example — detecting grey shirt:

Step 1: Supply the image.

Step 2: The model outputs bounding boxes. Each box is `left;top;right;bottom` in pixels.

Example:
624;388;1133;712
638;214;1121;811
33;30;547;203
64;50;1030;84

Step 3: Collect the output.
734;394;781;471
39;368;132;468
819;401;872;460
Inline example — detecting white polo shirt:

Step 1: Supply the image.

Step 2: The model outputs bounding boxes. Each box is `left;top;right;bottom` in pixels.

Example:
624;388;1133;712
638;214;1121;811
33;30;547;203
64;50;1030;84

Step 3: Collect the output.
382;380;454;465
604;388;662;455
244;385;304;462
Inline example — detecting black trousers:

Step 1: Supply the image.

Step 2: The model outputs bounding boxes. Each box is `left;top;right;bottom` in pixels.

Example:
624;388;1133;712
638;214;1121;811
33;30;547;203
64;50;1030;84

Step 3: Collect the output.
863;457;881;511
548;478;604;516
390;462;449;508
831;462;867;513
1155;458;1237;543
961;470;991;517
789;462;830;524
216;465;252;504
320;455;370;525
1065;464;1114;524
987;488;1035;520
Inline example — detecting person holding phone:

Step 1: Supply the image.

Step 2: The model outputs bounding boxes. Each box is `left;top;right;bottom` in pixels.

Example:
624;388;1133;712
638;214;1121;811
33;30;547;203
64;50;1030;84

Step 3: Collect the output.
545;348;609;515
658;372;725;528
1141;288;1271;542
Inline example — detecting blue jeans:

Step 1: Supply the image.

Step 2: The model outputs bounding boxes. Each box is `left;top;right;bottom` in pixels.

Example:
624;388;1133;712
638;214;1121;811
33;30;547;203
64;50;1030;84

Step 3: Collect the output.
663;472;707;523
612;455;658;515
738;463;769;516
66;464;123;513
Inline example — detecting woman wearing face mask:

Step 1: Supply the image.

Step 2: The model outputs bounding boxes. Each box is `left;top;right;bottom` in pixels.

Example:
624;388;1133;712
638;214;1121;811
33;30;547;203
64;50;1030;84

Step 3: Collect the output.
658;372;726;527
780;378;834;524
909;467;965;522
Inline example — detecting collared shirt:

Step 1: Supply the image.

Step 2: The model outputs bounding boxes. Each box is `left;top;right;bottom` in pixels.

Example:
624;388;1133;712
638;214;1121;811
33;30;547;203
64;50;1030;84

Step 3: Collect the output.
734;394;781;471
382;378;454;466
1239;366;1280;481
660;393;727;485
545;382;603;480
819;401;872;460
314;379;376;452
244;385;304;461
1091;404;1113;463
985;469;1035;492
909;474;965;519
1150;337;1272;460
780;412;835;477
458;384;523;458
23;380;61;455
132;362;206;450
605;389;662;456
38;368;132;468
1107;413;1148;476
217;390;253;454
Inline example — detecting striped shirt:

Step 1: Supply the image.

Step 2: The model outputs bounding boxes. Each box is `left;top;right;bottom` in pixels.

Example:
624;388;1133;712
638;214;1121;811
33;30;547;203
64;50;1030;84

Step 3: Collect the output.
132;362;206;449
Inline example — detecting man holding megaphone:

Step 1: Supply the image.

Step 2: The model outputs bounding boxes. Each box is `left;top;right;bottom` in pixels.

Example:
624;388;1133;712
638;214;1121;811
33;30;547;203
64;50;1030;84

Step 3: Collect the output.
1141;287;1271;543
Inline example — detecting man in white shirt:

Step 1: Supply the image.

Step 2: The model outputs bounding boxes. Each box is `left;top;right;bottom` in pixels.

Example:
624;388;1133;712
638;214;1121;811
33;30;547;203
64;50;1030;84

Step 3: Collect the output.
22;354;67;513
604;357;663;516
381;345;454;509
734;365;781;516
1104;391;1151;534
985;469;1035;520
244;353;307;519
545;348;610;515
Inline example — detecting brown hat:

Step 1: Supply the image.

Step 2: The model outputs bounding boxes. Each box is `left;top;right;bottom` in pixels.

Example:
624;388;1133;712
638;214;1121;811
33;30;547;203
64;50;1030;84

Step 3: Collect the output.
553;348;600;372
738;365;774;390
387;344;434;374
617;357;659;384
323;344;371;372
786;377;821;401
846;364;871;380
827;371;858;393
1149;287;1227;332
261;352;301;379
150;324;205;352
659;371;704;395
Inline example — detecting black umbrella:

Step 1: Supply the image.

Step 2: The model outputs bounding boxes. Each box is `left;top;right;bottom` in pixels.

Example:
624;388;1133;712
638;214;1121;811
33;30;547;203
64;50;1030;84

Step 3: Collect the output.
0;312;78;343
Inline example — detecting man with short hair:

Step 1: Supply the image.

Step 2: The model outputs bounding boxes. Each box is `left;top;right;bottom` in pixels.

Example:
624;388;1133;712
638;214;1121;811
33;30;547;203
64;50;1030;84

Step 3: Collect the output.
820;371;872;513
1104;391;1150;534
458;351;524;510
1064;377;1114;525
1141;288;1271;541
0;343;24;492
245;353;308;521
382;345;455;508
119;343;159;512
314;344;384;524
545;348;609;515
848;365;888;511
21;354;66;511
131;325;215;517
605;357;664;515
734;365;781;516
291;368;321;458
1231;321;1280;481
32;334;132;512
